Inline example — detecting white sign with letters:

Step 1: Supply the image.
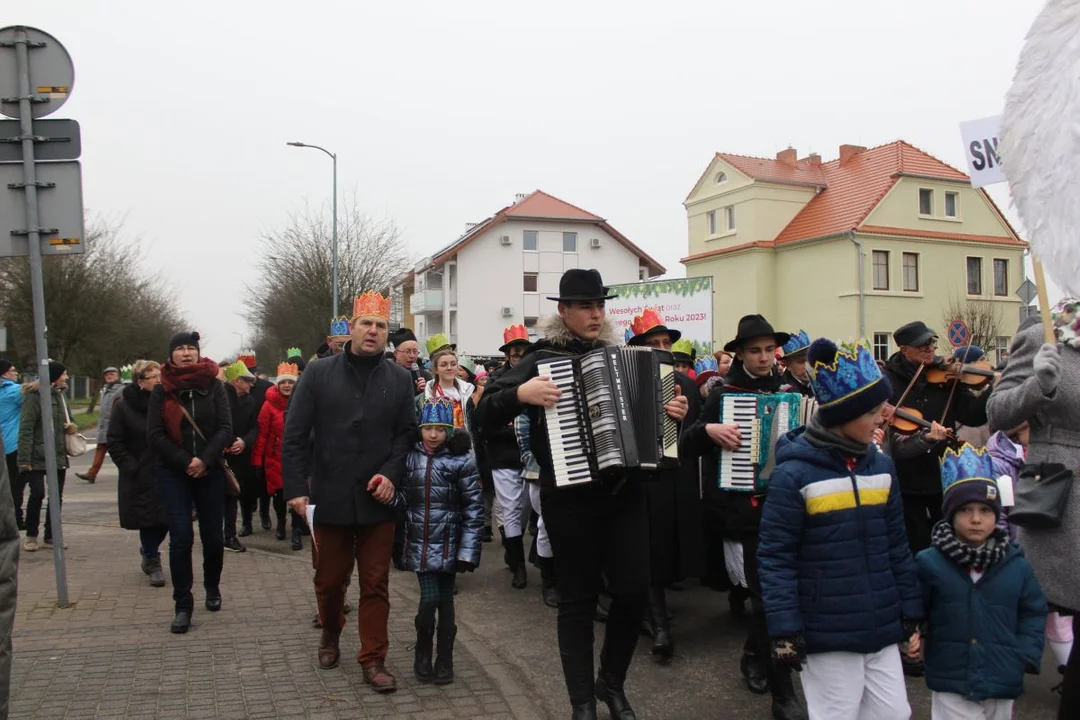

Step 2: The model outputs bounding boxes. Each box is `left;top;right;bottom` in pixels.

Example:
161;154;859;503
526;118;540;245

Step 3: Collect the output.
959;115;1005;188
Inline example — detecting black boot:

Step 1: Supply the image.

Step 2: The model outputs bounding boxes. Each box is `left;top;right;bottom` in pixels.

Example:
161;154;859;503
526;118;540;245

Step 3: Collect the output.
594;593;646;720
729;585;748;618
647;586;674;660
770;665;808;720
595;675;636;720
275;518;286;541
291;526;303;551
170;611;191;634
571;700;598;720
499;526;509;567
413;613;435;683
506;535;528;589
539;557;560;608
259;498;271;531
741;651;769;694
433;623;456;685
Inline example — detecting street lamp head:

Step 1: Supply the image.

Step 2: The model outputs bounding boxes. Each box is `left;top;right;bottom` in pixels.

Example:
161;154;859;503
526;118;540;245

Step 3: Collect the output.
286;141;307;148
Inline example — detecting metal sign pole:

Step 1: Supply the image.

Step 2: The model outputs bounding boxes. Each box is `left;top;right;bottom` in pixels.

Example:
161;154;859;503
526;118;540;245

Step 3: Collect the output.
12;26;68;607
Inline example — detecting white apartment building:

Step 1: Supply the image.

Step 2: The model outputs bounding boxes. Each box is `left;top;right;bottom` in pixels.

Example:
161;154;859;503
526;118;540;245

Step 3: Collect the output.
398;190;665;357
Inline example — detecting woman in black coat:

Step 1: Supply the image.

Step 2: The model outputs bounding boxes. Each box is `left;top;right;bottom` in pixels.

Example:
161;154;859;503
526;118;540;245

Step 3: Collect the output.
108;360;168;588
147;332;233;634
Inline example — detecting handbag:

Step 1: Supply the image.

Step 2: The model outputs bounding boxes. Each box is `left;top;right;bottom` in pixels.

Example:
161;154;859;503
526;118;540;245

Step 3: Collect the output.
60;394;89;457
177;403;242;497
1009;462;1075;530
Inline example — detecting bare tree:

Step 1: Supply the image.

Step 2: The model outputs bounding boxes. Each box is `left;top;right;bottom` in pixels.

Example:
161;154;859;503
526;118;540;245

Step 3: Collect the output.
246;195;412;357
941;296;1003;354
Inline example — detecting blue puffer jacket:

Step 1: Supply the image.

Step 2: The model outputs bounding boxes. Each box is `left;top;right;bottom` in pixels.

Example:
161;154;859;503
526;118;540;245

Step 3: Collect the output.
397;433;484;573
758;428;923;654
916;542;1046;701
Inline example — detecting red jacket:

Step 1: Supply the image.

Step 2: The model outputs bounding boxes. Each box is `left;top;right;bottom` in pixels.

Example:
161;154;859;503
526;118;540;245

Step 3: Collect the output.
251;385;287;494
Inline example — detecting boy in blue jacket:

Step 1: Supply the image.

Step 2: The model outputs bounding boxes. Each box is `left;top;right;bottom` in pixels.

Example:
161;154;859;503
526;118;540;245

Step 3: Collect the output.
759;339;922;720
915;443;1046;719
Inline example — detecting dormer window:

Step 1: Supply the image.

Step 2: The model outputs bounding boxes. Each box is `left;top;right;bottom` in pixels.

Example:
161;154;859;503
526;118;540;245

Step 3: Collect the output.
715;172;727;184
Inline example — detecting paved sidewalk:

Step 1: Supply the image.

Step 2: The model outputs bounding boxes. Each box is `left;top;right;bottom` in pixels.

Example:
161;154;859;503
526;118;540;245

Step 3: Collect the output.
8;461;548;719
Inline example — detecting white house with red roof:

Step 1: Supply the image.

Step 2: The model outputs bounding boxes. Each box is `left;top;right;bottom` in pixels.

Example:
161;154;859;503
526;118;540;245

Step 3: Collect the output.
395;190;665;357
683;141;1027;363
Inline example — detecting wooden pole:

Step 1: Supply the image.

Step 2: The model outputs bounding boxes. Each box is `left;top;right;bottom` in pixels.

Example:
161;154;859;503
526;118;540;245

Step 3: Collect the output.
1032;259;1056;344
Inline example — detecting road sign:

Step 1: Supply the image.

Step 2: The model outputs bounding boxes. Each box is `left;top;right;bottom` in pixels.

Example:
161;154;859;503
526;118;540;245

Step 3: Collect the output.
0;160;84;256
0;118;80;162
1016;278;1038;305
947;319;970;347
0;26;74;119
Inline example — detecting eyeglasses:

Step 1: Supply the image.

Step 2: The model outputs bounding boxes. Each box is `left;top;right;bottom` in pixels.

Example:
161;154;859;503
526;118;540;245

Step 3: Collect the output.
917;340;939;351
398;348;420;356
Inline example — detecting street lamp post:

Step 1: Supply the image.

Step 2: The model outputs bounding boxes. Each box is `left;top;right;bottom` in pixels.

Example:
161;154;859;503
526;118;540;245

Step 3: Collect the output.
286;141;339;318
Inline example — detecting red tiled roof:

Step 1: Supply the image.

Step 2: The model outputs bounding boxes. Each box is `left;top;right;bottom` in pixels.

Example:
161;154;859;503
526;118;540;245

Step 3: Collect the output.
717;153;827;187
681;241;775;264
774;141;975;245
858;225;1026;247
429;190;665;273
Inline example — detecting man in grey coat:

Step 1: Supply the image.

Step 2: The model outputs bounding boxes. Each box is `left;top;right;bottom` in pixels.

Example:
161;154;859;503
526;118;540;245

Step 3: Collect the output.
987;298;1080;717
0;433;18;720
76;366;125;484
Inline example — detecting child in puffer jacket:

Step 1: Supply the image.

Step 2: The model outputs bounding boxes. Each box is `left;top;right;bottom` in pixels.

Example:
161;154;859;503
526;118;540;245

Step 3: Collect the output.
397;397;483;686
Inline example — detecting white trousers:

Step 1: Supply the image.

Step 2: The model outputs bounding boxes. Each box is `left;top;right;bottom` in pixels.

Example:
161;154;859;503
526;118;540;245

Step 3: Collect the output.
931;692;1013;720
492;468;528;537
801;645;911;720
527;481;551;558
723;539;747;588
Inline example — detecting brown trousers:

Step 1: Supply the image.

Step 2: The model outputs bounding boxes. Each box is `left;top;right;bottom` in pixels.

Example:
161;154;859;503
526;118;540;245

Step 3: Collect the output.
87;443;108;477
313;521;395;666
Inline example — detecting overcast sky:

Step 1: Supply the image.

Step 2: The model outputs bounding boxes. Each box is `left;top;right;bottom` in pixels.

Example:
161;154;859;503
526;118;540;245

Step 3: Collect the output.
14;0;1046;360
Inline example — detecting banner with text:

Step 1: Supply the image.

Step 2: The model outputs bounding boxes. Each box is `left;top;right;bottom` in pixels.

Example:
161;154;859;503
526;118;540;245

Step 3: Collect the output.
607;276;713;354
959;115;1005;188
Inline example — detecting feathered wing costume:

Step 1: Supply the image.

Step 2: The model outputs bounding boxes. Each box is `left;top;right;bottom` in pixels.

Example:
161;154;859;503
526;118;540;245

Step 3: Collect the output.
1001;0;1080;305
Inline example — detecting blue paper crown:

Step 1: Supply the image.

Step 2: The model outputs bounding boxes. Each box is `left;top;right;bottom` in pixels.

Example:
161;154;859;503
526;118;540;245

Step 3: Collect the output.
694;356;719;375
329;316;350;338
807;341;884;408
939;443;996;494
419;397;455;427
783;330;811;356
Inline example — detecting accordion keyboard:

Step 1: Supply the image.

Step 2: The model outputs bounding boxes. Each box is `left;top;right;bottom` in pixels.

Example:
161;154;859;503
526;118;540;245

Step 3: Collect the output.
719;395;758;491
538;358;594;487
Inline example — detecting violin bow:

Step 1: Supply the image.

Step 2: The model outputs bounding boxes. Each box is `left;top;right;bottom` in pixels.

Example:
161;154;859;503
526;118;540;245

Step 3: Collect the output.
892;361;926;413
938;337;976;424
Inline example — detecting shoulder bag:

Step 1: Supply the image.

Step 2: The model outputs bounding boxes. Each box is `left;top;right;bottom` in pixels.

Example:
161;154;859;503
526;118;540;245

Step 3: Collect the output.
1009;462;1074;530
60;394;89;457
177;403;241;497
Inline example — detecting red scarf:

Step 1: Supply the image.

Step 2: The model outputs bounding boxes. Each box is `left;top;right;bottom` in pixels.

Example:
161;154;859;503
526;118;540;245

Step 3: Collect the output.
160;358;219;446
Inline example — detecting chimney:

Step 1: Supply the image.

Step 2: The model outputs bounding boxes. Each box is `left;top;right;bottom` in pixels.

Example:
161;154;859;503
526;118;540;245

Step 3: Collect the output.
802;153;822;167
514;193;527;204
839;144;866;165
776;148;797;167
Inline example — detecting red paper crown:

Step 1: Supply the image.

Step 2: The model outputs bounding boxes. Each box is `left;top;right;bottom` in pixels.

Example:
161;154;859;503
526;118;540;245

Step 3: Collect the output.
630;308;664;338
352;291;391;321
237;350;257;369
503;324;529;345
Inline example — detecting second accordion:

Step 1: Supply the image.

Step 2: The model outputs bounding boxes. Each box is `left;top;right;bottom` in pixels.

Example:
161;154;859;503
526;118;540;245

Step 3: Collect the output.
537;346;679;488
717;392;817;493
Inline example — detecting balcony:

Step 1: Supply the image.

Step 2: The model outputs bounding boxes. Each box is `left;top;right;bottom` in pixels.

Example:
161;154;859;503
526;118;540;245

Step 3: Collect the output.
409;289;444;315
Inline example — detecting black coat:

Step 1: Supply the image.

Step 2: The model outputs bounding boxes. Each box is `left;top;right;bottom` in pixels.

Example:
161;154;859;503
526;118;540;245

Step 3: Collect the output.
108;383;166;529
480;363;523;470
883;352;989;495
225;383;261;501
779;369;814;397
147;380;233;472
281;345;417;526
643;371;704;583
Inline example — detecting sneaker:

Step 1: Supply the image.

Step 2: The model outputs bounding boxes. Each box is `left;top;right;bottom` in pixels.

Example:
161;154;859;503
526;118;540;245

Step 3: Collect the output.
23;537;39;552
224;537;246;553
42;538;68;550
76;472;95;484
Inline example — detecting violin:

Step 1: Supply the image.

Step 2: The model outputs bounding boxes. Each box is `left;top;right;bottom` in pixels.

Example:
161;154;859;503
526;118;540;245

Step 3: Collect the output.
924;358;999;387
887;405;956;440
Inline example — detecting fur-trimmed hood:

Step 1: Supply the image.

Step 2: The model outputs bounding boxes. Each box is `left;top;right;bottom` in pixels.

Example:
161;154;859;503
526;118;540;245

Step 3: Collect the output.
536;314;619;349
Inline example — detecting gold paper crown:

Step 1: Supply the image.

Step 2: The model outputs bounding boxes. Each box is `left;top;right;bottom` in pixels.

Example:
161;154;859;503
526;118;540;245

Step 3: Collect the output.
352;291;391;321
276;362;300;380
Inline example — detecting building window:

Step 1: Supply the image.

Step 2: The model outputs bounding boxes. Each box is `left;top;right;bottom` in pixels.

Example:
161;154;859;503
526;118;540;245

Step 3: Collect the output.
707;210;717;235
726;206;736;231
902;252;919;292
994;335;1009;366
919;188;933;216
525;317;539;340
562;232;577;252
944;191;959;218
523;230;538;251
873;333;890;362
872;250;889;291
715;172;727;184
993;258;1008;296
638;267;648;281
523;273;538;292
966;257;983;295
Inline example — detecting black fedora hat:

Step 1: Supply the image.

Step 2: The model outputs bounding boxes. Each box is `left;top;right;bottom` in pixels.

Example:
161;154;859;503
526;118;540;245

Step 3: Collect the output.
547;268;618;303
723;314;791;353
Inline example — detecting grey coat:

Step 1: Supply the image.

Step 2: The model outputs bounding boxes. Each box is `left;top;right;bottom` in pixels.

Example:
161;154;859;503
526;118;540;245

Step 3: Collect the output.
987;323;1080;612
96;381;124;439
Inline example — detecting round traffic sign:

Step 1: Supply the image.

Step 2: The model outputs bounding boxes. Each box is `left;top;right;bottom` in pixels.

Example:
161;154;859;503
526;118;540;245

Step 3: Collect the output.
947;319;970;347
0;26;74;120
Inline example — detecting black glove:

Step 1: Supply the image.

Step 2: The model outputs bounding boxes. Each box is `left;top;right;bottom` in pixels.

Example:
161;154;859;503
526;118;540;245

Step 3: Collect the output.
456;560;476;574
770;635;806;671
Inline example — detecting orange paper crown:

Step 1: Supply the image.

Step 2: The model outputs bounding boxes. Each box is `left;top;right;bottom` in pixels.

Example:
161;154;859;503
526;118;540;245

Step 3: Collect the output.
275;362;299;380
630;308;665;338
352;291;391;321
503;324;529;345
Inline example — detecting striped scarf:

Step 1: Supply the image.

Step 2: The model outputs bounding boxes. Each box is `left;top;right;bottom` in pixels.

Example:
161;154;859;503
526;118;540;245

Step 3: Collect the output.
930;520;1007;570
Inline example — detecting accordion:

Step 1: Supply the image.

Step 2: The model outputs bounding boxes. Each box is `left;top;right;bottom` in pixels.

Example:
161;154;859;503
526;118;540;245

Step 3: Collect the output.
717;392;817;493
536;346;679;488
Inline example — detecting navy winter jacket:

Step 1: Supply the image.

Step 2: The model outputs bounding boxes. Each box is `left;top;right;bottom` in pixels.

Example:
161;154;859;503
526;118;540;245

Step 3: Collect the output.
916;543;1046;701
758;428;923;654
397;434;484;574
